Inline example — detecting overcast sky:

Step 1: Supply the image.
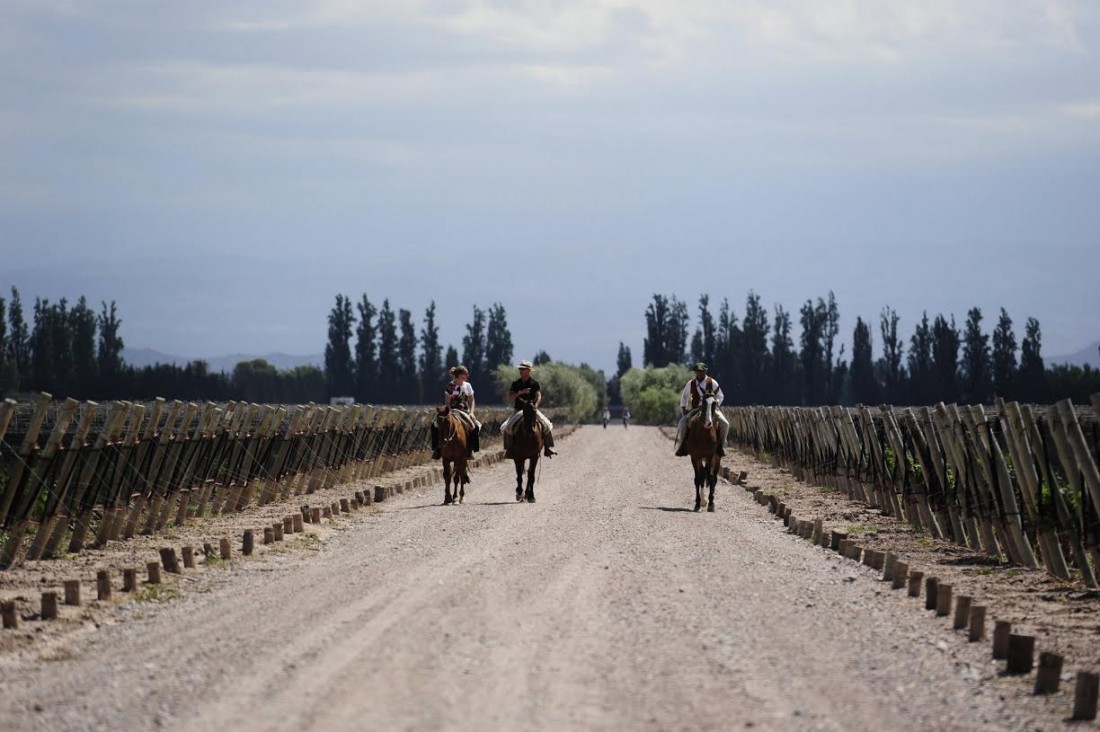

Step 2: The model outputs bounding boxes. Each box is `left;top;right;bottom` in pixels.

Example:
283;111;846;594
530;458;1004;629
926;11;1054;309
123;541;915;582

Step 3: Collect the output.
2;1;1098;375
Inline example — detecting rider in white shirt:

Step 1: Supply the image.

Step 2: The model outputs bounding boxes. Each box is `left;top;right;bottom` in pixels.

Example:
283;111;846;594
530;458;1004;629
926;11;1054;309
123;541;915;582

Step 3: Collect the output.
674;363;729;457
431;365;481;459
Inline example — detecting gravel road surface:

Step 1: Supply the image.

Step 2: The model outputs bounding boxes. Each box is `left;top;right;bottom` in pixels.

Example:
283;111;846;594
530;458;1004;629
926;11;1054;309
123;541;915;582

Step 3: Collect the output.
1;426;1035;731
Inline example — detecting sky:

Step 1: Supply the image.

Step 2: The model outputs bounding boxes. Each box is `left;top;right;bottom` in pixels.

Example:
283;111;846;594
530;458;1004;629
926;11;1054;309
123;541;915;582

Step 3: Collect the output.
2;0;1099;376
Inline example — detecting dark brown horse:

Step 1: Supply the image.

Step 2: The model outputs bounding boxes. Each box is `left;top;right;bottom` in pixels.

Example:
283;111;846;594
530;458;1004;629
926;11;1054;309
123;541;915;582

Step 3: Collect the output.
435;407;469;505
511;397;542;503
685;394;722;512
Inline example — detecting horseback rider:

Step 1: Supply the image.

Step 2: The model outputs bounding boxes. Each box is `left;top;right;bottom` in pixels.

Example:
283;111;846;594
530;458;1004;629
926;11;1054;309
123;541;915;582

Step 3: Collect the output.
501;359;557;458
431;365;481;459
674;363;729;457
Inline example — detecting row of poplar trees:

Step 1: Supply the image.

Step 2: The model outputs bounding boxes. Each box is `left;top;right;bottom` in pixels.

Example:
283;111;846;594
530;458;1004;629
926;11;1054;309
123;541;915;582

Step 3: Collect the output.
641;292;1100;406
324;295;514;405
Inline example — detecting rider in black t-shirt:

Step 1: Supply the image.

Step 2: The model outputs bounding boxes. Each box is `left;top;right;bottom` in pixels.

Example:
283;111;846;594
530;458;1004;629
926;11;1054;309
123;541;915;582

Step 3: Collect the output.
501;359;557;458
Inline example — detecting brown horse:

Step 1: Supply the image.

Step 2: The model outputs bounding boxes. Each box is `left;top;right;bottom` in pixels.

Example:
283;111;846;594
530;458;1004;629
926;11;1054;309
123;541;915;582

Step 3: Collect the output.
435;407;469;505
685;394;722;512
511;397;542;503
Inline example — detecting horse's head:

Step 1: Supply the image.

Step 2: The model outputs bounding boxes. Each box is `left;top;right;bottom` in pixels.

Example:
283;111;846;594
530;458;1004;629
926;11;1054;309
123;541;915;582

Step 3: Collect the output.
700;394;717;428
435;406;453;432
516;397;537;427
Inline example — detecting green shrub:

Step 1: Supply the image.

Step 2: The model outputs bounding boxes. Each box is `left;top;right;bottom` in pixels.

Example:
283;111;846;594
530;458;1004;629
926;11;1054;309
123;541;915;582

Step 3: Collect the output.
491;361;598;422
620;364;691;425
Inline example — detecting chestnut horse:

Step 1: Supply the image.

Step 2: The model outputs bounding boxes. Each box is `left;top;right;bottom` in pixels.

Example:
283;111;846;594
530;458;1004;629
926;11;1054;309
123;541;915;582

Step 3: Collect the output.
685;394;722;512
435;407;469;505
511;397;542;503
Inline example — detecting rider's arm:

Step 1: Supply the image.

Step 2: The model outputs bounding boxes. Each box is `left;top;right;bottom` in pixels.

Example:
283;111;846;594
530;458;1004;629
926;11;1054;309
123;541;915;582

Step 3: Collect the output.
468;393;476;416
679;382;691;412
714;383;725;406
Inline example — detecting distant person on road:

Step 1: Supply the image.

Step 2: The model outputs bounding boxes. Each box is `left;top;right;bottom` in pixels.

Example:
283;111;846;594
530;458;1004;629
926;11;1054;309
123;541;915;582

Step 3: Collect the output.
501;359;557;458
621;407;630;428
674;363;728;457
602;407;611;428
431;365;481;459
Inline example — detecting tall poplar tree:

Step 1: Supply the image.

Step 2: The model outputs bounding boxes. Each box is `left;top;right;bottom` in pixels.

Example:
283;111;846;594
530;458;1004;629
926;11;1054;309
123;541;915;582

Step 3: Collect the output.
97;300;124;393
931;314;961;403
850;317;878;405
376;299;399;401
397;308;418;404
878;306;904;404
484;303;514;374
991;308;1017;399
961;307;992;404
907;312;933;404
70;296;98;396
1019;317;1045;402
771;305;797;405
419;301;443;396
354;294;377;403
462;305;487;385
324;294;356;399
7;287;29;390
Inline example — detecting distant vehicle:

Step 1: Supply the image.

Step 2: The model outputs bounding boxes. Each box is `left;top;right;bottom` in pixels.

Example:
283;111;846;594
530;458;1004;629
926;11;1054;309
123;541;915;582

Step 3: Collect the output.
330;396;354;406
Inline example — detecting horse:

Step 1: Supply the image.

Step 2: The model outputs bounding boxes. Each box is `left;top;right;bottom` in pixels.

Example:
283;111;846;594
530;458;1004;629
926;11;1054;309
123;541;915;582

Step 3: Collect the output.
684;394;722;512
435;406;469;505
510;397;542;503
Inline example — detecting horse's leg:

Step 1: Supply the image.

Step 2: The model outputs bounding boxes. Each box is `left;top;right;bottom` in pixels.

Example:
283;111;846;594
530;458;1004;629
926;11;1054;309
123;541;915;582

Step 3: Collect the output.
708;458;718;512
443;460;453;505
515;459;523;501
692;458;703;512
525;456;537;502
458;457;466;504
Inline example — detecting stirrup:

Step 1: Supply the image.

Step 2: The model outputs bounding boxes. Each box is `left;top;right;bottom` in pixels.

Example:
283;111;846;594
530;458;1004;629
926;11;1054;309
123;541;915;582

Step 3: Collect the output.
431;448;441;460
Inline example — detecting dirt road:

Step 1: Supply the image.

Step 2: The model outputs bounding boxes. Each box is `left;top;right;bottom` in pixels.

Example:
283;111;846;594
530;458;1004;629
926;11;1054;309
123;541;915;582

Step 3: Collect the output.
1;426;1040;731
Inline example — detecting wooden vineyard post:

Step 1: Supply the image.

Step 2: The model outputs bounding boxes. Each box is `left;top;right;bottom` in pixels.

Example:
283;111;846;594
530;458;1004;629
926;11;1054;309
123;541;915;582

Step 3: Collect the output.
41;592;59;620
967;604;984;642
953;595;971;631
0;396;79;568
1045;404;1100;582
97;571;112;601
1074;672;1099;721
999;401;1071;580
27;400;99;560
1;601;17;629
122;399;166;539
64;580;81;606
1021;404;1098;585
142;400;186;535
1034;653;1063;695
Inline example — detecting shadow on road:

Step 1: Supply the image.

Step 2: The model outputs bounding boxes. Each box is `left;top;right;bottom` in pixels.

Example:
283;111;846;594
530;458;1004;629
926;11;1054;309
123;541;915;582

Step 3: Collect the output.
639;506;696;513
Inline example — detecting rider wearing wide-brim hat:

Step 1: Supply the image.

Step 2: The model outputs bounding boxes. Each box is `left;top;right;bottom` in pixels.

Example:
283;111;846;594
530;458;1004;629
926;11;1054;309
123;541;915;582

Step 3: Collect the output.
501;359;557;458
431;364;482;460
674;362;729;457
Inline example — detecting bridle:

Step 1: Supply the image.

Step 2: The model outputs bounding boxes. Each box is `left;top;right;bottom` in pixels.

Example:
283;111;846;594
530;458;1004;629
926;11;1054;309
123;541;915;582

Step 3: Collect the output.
437;408;459;447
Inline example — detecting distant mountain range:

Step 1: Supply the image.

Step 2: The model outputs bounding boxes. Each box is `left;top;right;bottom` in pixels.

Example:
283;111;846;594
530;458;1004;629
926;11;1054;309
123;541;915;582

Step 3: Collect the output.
122;347;323;374
1049;341;1100;369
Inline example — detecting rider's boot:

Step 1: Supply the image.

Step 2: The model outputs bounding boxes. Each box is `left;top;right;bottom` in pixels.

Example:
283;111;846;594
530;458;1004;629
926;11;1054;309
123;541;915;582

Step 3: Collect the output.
466;426;479;458
430;425;441;460
716;423;728;457
542;430;557;458
503;430;513;459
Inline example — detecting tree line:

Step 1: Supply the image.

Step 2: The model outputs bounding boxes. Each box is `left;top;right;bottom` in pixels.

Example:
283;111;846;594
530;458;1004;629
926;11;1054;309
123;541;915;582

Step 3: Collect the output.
639;291;1100;407
0;288;524;406
323;295;515;405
